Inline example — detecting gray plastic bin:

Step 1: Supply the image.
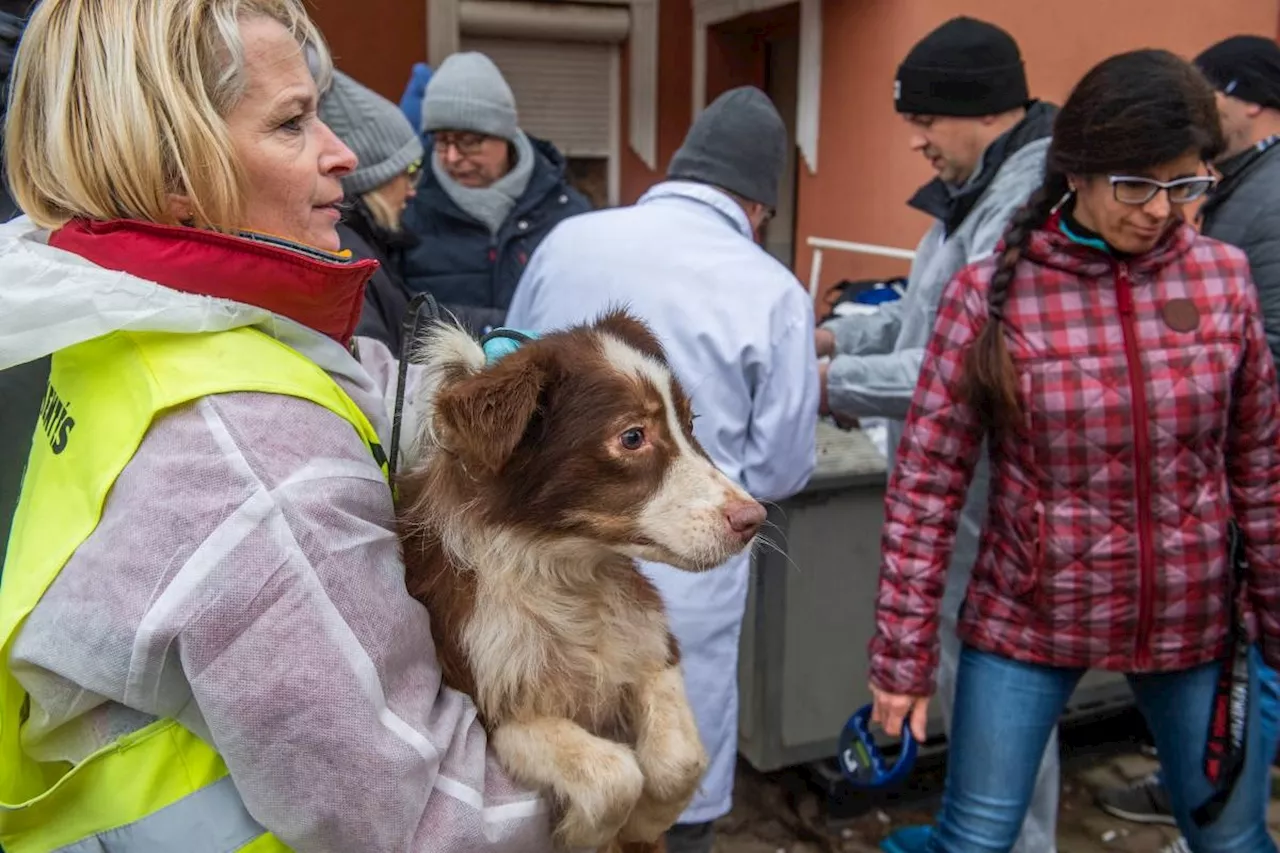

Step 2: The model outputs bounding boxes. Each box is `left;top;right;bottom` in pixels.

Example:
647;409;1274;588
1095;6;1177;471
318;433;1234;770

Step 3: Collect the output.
737;423;1135;772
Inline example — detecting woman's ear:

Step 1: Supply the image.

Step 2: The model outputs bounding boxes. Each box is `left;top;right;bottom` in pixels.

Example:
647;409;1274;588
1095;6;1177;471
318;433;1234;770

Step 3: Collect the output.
165;193;195;227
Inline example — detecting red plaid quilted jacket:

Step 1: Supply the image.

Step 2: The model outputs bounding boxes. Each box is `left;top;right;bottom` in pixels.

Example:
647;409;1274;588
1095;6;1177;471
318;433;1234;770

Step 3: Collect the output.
869;218;1280;697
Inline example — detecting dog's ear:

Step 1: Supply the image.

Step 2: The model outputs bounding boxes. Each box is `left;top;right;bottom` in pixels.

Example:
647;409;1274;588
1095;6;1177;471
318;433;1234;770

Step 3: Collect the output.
593;308;668;364
434;354;546;476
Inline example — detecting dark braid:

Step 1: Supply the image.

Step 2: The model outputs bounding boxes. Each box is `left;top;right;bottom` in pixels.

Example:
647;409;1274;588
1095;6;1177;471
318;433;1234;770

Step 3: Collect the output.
960;171;1067;432
959;48;1223;434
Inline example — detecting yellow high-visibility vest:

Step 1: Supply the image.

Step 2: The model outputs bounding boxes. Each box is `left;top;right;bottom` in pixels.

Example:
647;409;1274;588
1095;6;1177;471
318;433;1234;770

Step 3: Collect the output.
0;327;388;852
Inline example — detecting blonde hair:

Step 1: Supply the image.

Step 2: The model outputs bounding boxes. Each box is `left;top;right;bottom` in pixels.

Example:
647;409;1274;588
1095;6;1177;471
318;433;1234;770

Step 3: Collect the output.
5;0;332;231
361;185;404;233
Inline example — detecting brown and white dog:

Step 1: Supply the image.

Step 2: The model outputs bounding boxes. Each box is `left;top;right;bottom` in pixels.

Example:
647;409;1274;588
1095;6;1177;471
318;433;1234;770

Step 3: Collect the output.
397;311;766;850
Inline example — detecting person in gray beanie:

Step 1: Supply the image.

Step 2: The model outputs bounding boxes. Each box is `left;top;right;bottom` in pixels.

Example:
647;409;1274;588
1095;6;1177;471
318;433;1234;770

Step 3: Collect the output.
399;51;590;334
319;69;424;353
667;85;786;211
505;85;819;853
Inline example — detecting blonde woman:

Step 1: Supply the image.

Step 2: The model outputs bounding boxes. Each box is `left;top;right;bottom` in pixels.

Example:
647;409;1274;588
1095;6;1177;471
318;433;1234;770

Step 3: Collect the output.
0;1;553;850
320;69;423;353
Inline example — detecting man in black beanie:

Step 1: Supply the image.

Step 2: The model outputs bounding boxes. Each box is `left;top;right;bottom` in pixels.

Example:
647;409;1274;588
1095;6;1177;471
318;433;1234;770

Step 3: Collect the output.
1197;35;1280;370
815;17;1060;853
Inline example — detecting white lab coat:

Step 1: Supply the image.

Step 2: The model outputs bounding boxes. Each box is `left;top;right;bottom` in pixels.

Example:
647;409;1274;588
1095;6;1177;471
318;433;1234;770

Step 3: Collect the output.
507;181;818;823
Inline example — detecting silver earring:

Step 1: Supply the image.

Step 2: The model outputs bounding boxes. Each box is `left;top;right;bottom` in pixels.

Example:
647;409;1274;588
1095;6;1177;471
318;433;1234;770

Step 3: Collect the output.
1050;188;1076;215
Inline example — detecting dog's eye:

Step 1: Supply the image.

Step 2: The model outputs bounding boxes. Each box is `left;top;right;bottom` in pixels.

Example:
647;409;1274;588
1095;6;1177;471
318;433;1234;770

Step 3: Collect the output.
620;428;646;450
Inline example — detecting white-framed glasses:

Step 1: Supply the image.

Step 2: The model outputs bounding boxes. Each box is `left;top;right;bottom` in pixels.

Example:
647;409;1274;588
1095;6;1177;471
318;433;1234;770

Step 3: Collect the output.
1108;174;1216;205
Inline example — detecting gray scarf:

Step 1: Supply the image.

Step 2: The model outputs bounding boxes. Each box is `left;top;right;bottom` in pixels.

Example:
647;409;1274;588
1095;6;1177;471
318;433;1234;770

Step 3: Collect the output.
432;130;536;236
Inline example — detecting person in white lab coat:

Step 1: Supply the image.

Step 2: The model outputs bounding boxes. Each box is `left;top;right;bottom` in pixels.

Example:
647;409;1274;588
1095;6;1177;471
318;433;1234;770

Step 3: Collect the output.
506;85;818;853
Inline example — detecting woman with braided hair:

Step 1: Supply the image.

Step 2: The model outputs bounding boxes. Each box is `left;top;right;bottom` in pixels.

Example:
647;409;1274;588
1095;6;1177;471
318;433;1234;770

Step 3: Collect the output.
868;49;1280;853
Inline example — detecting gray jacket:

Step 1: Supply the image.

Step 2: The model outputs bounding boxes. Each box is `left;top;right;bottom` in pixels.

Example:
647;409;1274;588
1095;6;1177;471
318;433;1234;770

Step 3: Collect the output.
1200;139;1280;372
824;115;1051;614
825;134;1051;426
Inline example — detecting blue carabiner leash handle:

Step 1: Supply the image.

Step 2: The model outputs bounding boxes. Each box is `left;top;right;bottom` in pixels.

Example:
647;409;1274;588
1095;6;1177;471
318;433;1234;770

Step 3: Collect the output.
480;328;540;364
837;703;918;789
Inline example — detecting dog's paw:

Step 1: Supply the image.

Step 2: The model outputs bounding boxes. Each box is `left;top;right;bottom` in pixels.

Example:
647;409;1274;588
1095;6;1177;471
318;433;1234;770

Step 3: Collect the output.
637;728;708;806
553;741;645;848
618;790;694;844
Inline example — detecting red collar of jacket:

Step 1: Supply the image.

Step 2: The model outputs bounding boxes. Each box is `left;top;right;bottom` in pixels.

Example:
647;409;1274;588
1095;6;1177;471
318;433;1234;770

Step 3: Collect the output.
1020;213;1199;278
48;219;380;346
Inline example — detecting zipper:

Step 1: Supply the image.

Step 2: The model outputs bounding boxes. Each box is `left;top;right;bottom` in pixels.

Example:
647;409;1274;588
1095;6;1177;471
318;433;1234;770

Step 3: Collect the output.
1116;264;1156;667
1035;500;1048;571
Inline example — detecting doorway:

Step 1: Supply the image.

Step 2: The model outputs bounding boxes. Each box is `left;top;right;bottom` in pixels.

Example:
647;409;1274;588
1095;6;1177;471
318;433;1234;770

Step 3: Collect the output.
704;3;800;268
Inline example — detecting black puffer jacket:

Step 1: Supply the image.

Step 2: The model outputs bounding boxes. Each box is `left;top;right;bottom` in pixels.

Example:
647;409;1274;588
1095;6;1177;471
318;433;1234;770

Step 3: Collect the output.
1;2;44;583
1;2;33;222
339;200;416;354
398;135;590;334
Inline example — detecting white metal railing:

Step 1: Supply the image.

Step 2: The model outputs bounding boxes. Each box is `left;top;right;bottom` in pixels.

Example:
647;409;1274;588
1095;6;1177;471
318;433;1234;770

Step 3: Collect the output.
806;236;916;299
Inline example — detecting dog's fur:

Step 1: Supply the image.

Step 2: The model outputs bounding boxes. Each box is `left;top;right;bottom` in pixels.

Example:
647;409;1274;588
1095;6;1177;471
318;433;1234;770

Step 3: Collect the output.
397;311;765;850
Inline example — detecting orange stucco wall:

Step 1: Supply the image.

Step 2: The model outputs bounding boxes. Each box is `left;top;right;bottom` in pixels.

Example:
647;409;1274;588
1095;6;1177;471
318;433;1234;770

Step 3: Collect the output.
308;1;1280;298
619;0;695;203
307;0;428;102
798;0;1280;295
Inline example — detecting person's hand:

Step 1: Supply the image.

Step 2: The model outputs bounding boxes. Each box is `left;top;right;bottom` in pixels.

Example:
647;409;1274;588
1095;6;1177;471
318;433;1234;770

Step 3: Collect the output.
818;362;860;430
815;327;836;359
818;361;832;416
816;286;842;323
870;683;930;742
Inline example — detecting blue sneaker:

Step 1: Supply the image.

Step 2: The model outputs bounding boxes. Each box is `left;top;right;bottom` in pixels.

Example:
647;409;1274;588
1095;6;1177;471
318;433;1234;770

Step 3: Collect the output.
880;825;934;853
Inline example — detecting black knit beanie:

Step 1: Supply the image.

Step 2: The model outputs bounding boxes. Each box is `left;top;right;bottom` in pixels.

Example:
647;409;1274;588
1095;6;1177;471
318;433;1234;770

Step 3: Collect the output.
1195;35;1280;111
895;17;1029;117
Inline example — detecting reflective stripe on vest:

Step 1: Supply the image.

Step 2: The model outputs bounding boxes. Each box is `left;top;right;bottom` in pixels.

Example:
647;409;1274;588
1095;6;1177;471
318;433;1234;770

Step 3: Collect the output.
0;328;387;853
52;777;261;853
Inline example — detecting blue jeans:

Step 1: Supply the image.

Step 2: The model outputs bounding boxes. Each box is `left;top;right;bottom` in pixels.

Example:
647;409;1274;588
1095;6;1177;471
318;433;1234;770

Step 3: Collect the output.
1149;654;1280;816
929;645;1278;853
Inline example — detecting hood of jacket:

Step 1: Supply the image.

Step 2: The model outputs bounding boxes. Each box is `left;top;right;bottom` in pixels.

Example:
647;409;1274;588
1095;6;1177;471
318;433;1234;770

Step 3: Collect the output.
1020;212;1199;280
908;100;1059;236
343;198;419;263
0;217;379;385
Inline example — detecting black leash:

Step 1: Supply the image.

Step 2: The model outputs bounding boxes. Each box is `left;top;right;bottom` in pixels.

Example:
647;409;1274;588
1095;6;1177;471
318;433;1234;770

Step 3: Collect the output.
389;292;440;485
1192;519;1251;827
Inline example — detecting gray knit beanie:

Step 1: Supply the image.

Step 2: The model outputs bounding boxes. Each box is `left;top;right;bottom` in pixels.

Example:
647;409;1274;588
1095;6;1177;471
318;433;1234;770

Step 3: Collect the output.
319;70;425;197
667;86;786;209
422;52;519;141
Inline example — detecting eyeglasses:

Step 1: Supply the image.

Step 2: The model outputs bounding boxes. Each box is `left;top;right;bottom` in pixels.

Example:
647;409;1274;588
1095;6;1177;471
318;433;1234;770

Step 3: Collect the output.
433;131;491;158
405;157;424;185
1108;174;1216;206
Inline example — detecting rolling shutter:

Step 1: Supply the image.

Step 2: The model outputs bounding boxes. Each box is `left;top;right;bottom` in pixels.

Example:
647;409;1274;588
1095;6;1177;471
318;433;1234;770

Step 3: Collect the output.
459;37;614;158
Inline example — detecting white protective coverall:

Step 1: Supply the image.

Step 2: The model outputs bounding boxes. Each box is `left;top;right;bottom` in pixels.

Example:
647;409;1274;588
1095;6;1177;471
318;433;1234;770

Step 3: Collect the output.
0;217;554;852
507;181;819;824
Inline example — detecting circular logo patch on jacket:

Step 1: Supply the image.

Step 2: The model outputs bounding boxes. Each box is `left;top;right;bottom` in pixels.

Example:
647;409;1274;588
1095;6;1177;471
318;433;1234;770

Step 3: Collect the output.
1162;298;1200;333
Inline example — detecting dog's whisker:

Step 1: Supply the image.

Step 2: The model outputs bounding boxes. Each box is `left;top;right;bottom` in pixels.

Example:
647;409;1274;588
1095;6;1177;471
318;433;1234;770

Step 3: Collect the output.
751;533;801;573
